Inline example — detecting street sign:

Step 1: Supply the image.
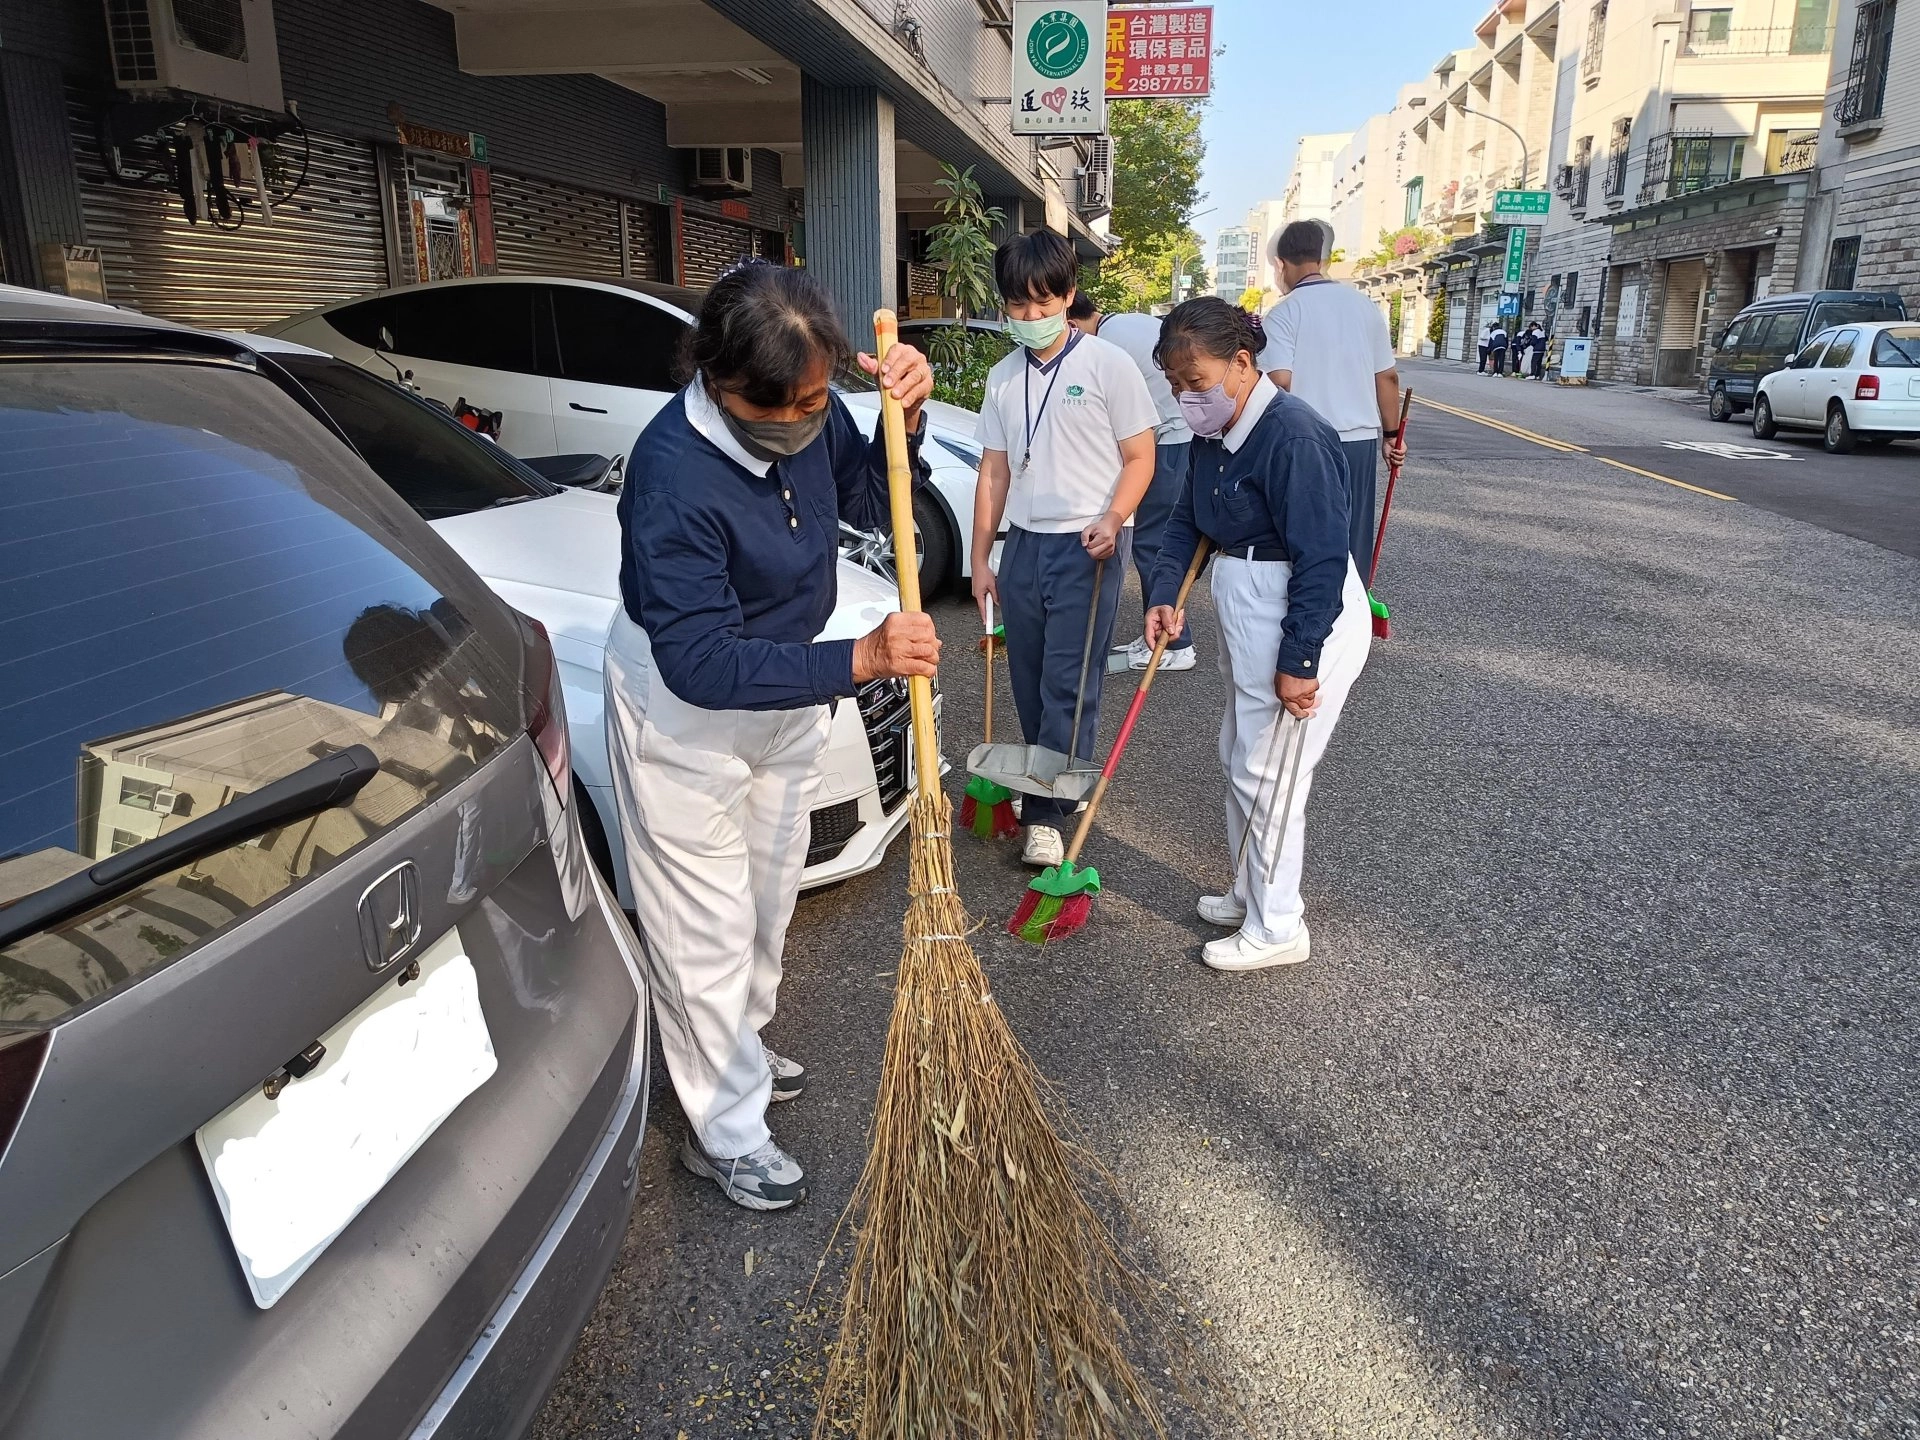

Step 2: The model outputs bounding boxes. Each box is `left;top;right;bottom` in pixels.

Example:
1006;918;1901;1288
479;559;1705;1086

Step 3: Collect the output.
1492;189;1550;225
1498;293;1521;319
1504;226;1527;285
1106;5;1214;97
1012;3;1107;135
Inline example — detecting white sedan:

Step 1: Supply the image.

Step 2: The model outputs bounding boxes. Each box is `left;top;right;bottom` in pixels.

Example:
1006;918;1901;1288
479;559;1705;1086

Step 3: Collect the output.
263;275;988;594
1752;321;1920;453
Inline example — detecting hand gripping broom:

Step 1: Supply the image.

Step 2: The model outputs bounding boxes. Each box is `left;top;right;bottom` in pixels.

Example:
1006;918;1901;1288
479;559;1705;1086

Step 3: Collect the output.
1009;542;1211;946
960;596;1020;840
816;311;1172;1440
1367;388;1413;640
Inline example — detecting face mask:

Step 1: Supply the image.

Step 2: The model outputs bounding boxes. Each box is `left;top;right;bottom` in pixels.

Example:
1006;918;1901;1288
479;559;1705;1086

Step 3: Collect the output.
720;404;829;463
1006;311;1066;350
1177;380;1241;439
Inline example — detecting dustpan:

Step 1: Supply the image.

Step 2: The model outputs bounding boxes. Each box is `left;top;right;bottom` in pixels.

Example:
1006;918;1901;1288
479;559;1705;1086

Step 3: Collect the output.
964;742;1103;804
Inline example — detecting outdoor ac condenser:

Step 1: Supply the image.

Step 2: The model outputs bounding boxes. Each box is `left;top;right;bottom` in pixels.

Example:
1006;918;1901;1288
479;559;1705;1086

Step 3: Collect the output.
691;147;752;195
103;0;285;113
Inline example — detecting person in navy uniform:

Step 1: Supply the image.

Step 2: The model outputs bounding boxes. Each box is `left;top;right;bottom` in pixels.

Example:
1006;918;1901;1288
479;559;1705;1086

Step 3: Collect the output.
1144;297;1372;973
604;261;938;1210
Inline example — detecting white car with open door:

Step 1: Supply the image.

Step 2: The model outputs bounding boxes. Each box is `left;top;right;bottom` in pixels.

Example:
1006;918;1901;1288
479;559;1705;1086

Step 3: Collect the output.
264;275;988;595
1752;322;1920;453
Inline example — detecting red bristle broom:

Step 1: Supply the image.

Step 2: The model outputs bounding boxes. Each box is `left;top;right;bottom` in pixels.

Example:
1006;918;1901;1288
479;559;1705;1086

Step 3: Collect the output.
1367;387;1413;640
959;596;1020;840
1009;541;1212;945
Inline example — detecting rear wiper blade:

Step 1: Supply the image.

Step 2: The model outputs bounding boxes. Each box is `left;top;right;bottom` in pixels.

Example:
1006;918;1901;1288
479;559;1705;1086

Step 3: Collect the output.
0;746;380;950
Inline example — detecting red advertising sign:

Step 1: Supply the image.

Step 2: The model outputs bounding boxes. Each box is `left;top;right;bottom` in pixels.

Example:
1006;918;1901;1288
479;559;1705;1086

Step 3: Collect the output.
1106;5;1213;98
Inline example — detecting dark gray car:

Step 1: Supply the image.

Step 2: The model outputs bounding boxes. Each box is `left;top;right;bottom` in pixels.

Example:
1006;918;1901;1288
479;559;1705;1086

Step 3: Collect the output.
0;309;649;1437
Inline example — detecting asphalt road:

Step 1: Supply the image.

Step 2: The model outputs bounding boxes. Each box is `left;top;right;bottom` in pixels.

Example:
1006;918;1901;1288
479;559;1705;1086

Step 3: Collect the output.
533;395;1920;1439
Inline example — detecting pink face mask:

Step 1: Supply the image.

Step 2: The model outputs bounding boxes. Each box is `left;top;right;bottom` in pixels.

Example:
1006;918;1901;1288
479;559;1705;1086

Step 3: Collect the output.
1177;381;1240;439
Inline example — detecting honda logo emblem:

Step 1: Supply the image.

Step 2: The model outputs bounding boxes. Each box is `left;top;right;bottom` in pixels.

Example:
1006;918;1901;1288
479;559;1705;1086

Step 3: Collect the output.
357;862;421;971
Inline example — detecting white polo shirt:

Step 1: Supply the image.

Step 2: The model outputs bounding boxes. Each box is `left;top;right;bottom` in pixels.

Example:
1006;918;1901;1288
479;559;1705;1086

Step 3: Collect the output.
1094;311;1189;443
977;332;1158;534
1256;278;1396;441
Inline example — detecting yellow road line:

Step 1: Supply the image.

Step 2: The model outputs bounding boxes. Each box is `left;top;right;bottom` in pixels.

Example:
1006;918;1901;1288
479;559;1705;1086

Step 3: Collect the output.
1413;395;1587;452
1592;455;1735;501
1412;395;1735;501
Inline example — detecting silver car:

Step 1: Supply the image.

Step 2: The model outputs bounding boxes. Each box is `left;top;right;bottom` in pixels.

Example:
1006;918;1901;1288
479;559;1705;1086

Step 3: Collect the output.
0;302;649;1437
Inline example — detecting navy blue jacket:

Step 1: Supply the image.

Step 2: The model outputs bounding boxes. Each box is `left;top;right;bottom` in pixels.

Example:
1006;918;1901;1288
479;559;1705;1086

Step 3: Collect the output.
618;388;927;711
1148;388;1351;678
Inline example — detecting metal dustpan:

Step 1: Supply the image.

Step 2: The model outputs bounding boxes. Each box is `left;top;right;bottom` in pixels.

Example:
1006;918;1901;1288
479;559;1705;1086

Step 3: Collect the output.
965;743;1103;804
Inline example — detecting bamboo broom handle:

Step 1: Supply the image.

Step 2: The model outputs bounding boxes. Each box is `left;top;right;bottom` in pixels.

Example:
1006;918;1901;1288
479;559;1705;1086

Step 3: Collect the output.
1063;541;1212;863
872;309;942;801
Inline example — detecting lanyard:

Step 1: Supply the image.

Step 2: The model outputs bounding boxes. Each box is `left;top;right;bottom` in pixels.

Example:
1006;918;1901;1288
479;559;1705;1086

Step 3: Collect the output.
1021;329;1081;474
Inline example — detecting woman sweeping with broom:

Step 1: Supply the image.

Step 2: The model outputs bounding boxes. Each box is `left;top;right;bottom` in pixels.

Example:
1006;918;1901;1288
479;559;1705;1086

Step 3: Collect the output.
1144;296;1373;972
605;260;938;1209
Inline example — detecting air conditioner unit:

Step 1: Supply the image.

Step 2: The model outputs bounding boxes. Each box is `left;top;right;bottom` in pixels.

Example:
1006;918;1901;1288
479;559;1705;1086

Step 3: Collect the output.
1077;137;1112;215
691;147;752;194
152;787;182;815
1553;163;1575;197
104;0;284;112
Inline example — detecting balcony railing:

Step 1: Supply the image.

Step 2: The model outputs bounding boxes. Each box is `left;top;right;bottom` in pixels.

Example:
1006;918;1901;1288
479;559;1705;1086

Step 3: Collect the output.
1581;0;1608;82
1678;22;1835;57
1602;132;1630;197
1637;130;1746;204
1572;161;1591;210
1837;0;1897;126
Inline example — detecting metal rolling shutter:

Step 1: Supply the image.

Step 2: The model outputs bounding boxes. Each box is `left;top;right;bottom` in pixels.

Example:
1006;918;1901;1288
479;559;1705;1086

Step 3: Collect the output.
72;109;387;331
1659;259;1707;347
680;210;755;288
488;169;629;278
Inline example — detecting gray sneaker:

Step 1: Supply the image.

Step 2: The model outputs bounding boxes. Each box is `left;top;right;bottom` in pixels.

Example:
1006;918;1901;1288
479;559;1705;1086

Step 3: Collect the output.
766;1046;806;1102
680;1135;808;1211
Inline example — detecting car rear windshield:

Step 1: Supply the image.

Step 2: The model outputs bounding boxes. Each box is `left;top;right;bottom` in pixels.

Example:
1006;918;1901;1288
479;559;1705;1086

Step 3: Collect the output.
0;358;529;1027
1810;298;1901;332
1870;328;1920;368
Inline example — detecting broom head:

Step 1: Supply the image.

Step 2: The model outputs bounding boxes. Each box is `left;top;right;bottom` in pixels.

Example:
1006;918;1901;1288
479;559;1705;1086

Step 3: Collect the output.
1008;858;1102;945
1369;591;1391;640
962;772;1022;840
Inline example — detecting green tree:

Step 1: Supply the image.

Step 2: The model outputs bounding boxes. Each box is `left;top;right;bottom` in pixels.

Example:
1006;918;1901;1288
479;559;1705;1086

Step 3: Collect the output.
922;165;1010;408
1079;99;1209;315
1427;287;1448;347
1237;286;1264;312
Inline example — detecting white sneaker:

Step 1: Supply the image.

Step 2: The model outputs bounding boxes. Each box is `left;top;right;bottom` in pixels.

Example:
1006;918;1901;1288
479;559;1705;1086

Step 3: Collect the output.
680;1135;808;1210
1132;644;1197;672
1196;893;1247;928
766;1046;806;1102
1022;824;1065;868
1113;632;1144;653
1201;926;1311;972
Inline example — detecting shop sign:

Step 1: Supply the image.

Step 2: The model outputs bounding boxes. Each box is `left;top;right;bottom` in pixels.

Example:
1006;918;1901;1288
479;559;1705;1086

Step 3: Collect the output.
1011;3;1107;135
392;114;489;162
1106;5;1212;97
719;199;751;221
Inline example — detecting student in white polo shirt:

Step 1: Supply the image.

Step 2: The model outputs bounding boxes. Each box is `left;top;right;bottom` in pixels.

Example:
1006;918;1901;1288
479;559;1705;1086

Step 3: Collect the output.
971;231;1158;867
1258;219;1408;584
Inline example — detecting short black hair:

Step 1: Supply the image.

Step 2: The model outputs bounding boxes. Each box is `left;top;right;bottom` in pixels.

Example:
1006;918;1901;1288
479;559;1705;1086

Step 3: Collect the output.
994;230;1079;305
681;259;852;408
1272;219;1328;266
1152;296;1267;371
1066;292;1100;322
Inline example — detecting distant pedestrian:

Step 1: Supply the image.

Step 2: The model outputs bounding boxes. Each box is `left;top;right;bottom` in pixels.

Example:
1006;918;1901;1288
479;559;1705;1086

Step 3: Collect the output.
1488;320;1510;375
1068;292;1197;672
1478;324;1492;374
1257;218;1407;585
1521;320;1547;379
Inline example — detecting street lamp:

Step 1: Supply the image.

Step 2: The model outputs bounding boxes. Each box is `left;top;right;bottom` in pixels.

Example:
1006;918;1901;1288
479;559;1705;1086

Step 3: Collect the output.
1459;106;1532;191
1171;206;1216;305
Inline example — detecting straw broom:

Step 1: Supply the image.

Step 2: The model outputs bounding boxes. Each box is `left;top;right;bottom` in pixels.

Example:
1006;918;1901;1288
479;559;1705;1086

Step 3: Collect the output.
815;311;1171;1440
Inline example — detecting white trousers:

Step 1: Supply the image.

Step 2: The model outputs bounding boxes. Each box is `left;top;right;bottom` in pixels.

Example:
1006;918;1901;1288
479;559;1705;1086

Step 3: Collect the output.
602;612;831;1159
1212;554;1372;945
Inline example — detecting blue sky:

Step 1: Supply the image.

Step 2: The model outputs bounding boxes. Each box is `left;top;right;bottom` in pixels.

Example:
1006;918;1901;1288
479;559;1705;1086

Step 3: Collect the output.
1197;0;1487;254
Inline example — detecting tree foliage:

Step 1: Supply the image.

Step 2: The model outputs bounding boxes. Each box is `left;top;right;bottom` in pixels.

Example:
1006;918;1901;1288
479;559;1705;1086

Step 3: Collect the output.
1078;99;1208;316
1237;286;1264;313
923;165;1010;407
1427;287;1448;346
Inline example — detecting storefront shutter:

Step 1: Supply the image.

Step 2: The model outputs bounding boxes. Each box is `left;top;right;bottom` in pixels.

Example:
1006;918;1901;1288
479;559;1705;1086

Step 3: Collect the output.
72;104;387;331
488;169;629;278
1659;259;1707;348
679;209;756;288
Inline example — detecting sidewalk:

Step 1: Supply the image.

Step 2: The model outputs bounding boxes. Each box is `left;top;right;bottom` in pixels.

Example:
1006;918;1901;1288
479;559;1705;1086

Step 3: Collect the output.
1397;356;1727;450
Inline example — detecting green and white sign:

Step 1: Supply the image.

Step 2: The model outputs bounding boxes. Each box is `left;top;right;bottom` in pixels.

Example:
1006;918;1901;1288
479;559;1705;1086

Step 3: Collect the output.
1012;2;1107;135
1492;188;1551;225
1504;226;1528;285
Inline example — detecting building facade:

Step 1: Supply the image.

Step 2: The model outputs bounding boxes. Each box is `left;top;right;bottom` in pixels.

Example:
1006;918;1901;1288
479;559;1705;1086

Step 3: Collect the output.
1213;225;1256;298
1280;132;1352;225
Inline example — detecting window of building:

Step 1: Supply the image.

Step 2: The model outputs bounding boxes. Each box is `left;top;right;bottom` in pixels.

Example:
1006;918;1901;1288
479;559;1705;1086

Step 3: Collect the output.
1583;0;1608;83
1572;135;1594;209
1826;235;1862;288
109;829;143;855
1765;128;1820;173
1603;118;1632;196
1838;0;1897;124
1790;0;1836;52
1687;7;1733;47
117;778;163;811
1669;135;1746;195
1404;176;1424;227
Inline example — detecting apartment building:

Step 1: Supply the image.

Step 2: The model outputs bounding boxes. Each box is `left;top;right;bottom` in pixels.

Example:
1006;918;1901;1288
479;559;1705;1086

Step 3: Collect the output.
1803;0;1917;309
1214;225;1257;299
1281;133;1353;225
1329;86;1430;260
1246;198;1289;270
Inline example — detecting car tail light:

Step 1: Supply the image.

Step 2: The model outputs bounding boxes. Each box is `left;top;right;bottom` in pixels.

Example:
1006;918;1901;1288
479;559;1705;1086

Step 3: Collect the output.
523;616;571;801
1856;375;1880;400
0;1032;49;1163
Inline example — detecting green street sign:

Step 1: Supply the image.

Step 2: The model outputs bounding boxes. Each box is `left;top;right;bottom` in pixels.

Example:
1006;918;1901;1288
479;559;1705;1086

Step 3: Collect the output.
1504;226;1527;284
1492;188;1550;224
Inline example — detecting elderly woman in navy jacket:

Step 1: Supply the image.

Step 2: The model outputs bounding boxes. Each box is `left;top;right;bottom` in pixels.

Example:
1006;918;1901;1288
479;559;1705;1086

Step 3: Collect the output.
1144;297;1372;974
605;261;938;1210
